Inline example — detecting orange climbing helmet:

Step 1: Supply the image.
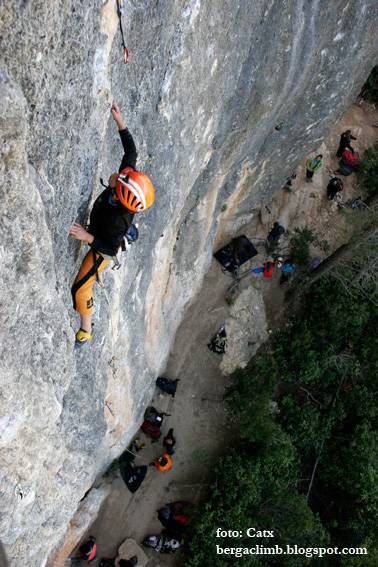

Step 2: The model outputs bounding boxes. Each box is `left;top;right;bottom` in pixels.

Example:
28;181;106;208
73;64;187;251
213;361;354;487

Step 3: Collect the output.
116;167;155;213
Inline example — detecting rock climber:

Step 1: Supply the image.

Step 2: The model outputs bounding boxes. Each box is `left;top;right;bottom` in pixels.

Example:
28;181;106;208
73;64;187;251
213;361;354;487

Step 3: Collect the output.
69;102;155;346
150;453;173;472
336;129;357;157
305;154;323;182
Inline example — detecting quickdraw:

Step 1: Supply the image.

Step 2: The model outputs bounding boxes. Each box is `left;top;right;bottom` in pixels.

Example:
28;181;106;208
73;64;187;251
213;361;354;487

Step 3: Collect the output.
116;0;129;64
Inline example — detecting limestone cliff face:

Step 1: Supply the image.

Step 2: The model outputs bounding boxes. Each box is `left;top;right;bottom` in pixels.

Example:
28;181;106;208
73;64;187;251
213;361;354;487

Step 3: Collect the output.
0;0;377;564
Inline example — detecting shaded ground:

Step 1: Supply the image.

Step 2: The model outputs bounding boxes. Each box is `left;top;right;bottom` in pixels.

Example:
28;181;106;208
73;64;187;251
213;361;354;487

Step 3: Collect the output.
85;260;236;566
68;102;377;566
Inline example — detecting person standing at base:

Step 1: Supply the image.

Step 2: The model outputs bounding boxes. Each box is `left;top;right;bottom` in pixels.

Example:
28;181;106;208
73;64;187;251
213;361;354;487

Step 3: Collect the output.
163;428;176;455
305;154;323;182
336;129;357;157
267;221;285;244
69;102;155;346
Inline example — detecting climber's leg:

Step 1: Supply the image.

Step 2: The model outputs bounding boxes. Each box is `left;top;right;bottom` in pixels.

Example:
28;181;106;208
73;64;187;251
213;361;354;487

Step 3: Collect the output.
80;313;92;334
71;251;109;344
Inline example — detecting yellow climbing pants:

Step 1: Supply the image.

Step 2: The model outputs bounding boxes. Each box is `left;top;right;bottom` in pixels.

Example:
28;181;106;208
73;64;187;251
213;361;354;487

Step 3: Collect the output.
71;250;109;315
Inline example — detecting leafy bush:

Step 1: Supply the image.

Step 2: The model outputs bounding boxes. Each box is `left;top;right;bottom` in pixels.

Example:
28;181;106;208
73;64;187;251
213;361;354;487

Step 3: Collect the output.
361;65;378;106
185;276;378;565
288;227;328;267
358;143;378;197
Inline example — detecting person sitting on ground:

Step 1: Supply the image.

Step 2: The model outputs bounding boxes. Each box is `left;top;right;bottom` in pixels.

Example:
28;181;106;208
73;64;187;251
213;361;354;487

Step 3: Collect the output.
163;428;176;456
267;221;285;243
207;325;227;354
336;129;357;157
341;148;361;169
157;505;189;534
150;453;173;472
327;177;344;200
305;154;323;182
69;102;155;346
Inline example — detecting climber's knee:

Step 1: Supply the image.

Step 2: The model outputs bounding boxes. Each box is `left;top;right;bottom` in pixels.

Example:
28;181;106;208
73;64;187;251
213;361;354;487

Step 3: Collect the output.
72;285;94;315
71;251;109;314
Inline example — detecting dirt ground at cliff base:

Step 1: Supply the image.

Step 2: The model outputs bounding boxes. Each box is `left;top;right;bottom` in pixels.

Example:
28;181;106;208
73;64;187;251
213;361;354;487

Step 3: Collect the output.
83;258;235;567
66;102;377;567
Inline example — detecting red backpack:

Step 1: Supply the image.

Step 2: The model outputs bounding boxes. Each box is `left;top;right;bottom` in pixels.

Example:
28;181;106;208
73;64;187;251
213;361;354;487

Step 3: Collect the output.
342;149;360;165
172;513;189;525
263;262;273;278
141;420;162;440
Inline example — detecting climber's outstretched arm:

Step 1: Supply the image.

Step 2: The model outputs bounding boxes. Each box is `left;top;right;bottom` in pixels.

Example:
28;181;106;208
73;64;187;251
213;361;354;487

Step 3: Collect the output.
69;223;94;244
111;101;125;130
111;101;137;170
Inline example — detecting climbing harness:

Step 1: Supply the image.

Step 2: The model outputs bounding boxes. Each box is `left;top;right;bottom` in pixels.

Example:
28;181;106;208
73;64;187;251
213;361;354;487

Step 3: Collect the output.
116;0;129;64
108;223;139;274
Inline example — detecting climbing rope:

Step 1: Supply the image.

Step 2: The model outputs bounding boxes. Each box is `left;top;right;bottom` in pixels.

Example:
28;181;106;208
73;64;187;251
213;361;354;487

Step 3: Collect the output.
116;0;129;64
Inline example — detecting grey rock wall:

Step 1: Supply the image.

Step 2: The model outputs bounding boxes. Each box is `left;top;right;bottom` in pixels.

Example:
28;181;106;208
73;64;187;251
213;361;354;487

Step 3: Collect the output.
0;0;377;564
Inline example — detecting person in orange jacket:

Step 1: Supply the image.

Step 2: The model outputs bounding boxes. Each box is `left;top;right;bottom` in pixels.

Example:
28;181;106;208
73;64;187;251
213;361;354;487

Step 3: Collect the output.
149;453;173;472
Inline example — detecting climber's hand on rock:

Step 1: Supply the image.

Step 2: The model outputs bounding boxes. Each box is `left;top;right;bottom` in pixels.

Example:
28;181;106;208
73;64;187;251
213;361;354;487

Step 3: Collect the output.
111;101;125;130
69;223;94;244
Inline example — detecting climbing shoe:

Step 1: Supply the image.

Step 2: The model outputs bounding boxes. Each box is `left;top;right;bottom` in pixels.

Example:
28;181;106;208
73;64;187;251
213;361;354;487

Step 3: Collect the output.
75;328;93;347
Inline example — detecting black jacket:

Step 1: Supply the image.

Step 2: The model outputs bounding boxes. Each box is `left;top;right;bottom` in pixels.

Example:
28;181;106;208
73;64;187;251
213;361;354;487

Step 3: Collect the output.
88;128;137;256
339;131;357;152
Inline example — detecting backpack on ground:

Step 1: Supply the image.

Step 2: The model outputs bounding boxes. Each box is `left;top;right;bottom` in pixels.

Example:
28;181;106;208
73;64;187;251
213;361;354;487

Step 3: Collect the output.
207;325;227;355
156;377;180;397
172;513;189;525
342;149;360;166
144;406;168;426
263;261;273;278
141;420;162;440
118;451;148;492
208;334;227;354
158;506;172;522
